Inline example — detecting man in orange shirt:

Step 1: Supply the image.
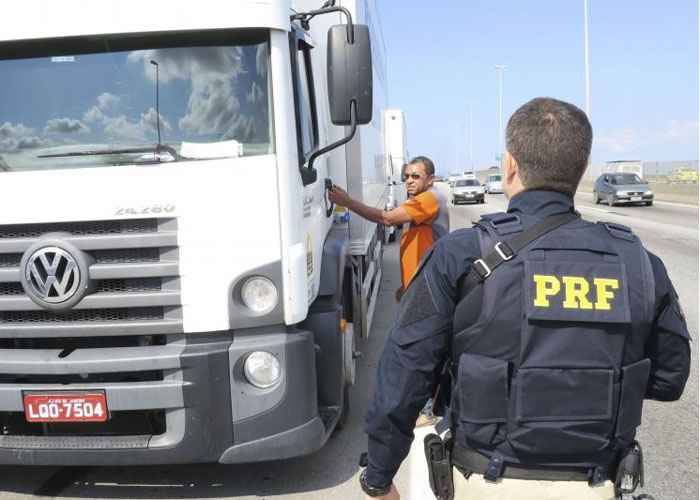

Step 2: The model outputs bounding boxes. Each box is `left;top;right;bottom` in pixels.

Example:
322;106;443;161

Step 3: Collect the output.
329;156;449;296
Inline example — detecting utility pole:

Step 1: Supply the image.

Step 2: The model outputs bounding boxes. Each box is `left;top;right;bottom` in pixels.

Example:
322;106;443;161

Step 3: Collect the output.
495;65;507;164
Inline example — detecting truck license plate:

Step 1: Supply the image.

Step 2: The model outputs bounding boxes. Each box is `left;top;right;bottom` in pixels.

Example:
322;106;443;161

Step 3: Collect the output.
23;392;108;423
631;196;642;201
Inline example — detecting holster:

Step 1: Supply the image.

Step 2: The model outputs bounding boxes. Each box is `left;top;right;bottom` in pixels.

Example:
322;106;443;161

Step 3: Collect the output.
424;433;454;500
614;441;645;496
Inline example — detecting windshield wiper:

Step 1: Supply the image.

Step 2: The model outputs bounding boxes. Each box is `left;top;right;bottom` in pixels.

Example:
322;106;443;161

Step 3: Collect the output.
37;145;185;162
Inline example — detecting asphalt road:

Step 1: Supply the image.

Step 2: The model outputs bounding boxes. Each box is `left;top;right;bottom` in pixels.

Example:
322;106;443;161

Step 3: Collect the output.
0;186;696;500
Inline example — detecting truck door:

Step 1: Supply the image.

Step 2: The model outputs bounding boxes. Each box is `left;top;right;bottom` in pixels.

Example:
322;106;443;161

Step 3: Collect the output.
290;29;328;305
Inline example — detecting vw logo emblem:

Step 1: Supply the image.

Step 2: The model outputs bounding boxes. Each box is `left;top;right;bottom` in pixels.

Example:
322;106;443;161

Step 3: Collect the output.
23;246;81;304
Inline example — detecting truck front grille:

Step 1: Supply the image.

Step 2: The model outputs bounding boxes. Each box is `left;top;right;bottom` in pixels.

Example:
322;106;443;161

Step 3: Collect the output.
0;218;182;337
0;308;165;324
0;219;158;239
0;410;166;439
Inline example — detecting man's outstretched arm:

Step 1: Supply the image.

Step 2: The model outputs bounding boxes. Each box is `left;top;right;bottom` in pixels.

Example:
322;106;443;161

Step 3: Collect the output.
329;184;412;226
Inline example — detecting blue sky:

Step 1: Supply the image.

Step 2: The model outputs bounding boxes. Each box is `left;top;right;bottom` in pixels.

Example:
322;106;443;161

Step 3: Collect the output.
376;1;698;175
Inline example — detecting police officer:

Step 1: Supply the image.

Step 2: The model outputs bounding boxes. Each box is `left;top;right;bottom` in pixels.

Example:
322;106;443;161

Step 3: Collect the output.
359;97;690;500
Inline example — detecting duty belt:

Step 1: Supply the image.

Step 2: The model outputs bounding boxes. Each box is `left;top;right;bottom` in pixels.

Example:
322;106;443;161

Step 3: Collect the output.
451;445;613;484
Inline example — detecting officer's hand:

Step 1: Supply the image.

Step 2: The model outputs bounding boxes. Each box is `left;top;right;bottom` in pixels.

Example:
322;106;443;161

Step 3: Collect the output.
329;184;351;206
364;483;400;500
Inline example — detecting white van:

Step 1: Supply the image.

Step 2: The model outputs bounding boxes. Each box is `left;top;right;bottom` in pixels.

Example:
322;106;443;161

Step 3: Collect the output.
485;173;504;194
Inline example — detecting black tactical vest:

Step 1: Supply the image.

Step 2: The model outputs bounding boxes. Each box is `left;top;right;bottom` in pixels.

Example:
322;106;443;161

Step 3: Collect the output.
450;212;655;469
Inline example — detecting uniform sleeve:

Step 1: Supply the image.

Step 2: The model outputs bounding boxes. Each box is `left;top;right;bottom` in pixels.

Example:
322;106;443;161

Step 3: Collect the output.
401;191;439;225
644;252;691;402
362;228;484;488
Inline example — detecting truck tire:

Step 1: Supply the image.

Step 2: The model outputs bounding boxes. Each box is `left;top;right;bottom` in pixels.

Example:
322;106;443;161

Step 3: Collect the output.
335;384;351;431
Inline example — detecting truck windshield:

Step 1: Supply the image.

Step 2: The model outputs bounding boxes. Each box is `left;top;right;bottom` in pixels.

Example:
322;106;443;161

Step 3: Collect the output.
0;33;272;172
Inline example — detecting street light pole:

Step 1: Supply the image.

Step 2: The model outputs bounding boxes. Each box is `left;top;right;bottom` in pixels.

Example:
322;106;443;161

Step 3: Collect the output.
149;60;161;151
468;103;474;171
495;65;507;164
583;0;591;119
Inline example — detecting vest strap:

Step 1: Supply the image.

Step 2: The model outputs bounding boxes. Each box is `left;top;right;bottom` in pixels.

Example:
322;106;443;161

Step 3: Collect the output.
457;211;579;300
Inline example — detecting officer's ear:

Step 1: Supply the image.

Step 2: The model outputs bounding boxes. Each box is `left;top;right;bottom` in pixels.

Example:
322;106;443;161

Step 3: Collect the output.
504;151;519;181
503;151;524;198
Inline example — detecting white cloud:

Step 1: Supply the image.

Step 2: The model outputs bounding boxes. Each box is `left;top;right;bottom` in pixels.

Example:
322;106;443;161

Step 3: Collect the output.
179;75;239;135
97;92;120;112
128;47;248;137
0;122;32;139
0;122;53;153
84;92;121;123
224;115;256;142
140;108;172;134
663;120;698;143
595;127;639;153
45;118;90;134
103;108;172;143
247;81;264;105
128;47;244;83
83;106;104;123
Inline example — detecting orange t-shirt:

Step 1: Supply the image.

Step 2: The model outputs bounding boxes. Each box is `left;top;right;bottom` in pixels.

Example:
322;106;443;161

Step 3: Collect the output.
399;190;440;288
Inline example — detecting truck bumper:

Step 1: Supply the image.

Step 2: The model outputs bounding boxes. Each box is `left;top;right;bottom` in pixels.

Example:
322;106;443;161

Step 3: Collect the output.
0;329;326;465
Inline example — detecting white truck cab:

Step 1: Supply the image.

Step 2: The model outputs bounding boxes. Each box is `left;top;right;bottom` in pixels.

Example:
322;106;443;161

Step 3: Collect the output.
485;172;504;194
0;0;389;465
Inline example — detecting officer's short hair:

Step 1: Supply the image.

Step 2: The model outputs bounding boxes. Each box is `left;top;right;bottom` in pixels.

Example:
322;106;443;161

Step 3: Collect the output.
409;156;435;176
506;97;592;196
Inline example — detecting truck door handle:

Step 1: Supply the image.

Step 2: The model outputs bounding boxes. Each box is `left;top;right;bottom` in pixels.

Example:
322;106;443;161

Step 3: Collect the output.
324;178;335;218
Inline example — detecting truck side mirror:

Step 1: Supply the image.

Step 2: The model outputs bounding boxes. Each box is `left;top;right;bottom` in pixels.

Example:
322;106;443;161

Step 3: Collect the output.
327;24;373;126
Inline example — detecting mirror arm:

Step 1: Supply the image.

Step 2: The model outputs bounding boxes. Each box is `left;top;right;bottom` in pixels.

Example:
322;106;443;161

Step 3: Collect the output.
304;101;358;183
291;6;354;43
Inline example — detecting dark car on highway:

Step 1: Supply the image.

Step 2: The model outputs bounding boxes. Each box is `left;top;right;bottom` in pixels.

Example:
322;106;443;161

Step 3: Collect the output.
593;173;654;207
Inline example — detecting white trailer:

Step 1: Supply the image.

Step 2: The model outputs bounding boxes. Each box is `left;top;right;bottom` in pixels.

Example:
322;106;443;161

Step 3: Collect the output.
603;160;644;178
0;0;388;465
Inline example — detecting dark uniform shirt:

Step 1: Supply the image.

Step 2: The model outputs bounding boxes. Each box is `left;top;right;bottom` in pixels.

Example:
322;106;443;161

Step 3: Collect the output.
364;189;691;487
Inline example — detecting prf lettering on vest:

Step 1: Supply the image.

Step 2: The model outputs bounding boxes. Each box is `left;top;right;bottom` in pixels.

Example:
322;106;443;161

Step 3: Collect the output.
533;274;620;310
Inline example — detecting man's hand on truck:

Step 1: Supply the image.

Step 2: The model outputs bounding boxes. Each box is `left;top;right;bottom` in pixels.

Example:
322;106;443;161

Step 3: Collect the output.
329;184;412;227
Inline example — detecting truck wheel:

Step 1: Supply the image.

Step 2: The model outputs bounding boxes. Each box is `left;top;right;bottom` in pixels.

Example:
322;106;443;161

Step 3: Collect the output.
645;201;653;206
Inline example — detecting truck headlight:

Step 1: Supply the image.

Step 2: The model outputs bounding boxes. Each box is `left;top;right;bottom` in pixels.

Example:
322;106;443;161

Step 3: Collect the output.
241;276;278;314
644;190;652;195
244;351;282;389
